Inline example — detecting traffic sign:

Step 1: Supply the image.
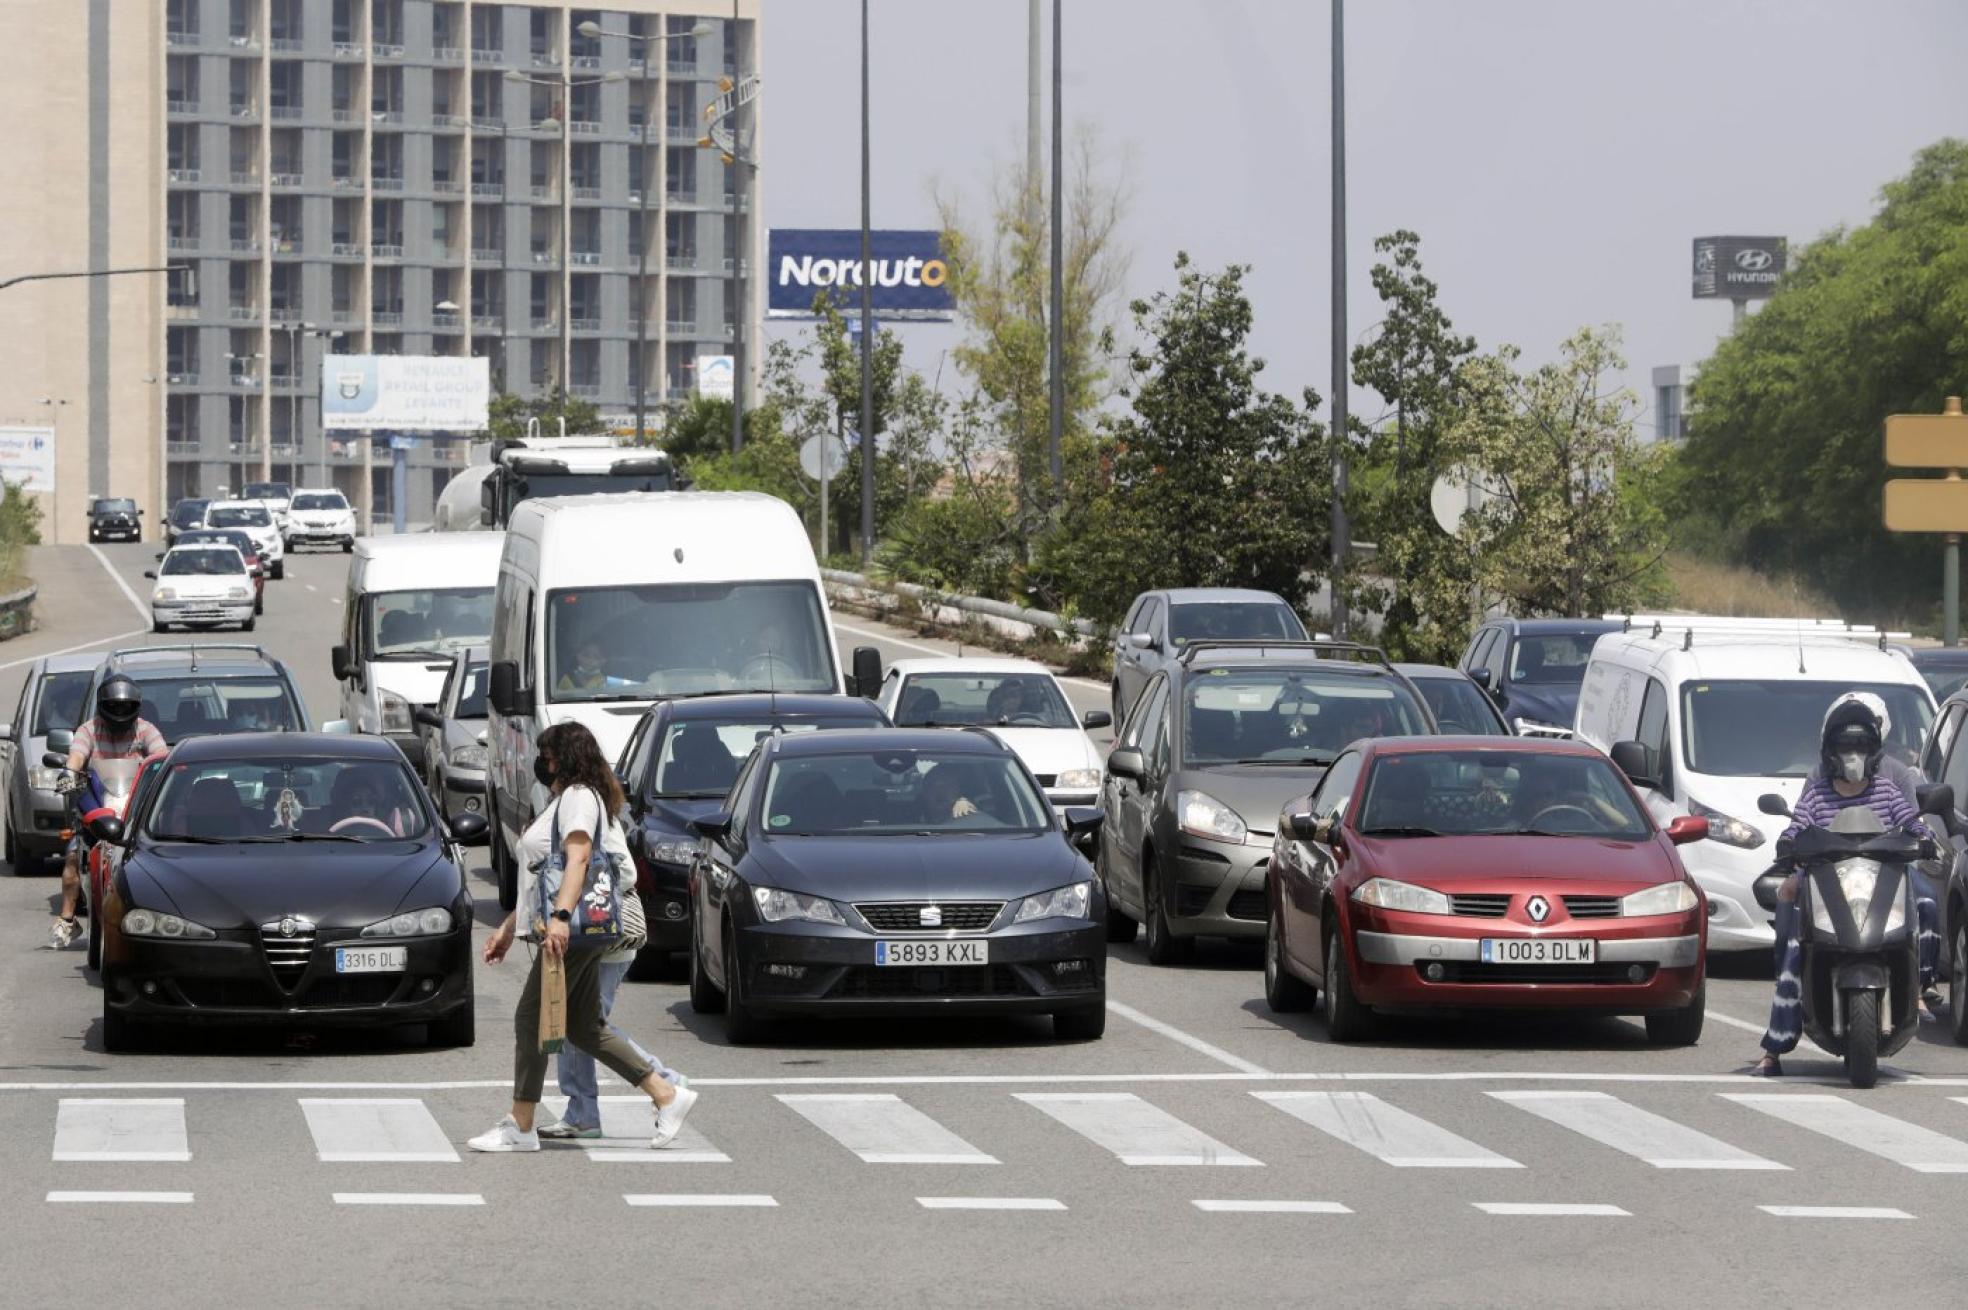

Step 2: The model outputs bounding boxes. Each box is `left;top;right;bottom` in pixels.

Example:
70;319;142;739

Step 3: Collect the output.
1884;477;1968;533
799;434;848;482
1885;401;1968;468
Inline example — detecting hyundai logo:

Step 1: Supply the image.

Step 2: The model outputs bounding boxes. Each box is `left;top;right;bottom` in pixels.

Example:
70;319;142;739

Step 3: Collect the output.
1526;896;1550;924
1734;248;1774;272
919;905;942;928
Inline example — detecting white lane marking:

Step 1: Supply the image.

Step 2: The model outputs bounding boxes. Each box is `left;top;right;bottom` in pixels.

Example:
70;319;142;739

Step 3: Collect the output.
0;626;149;673
46;1191;194;1204
624;1194;778;1208
1193;1199;1352;1214
1474;1202;1630;1217
299;1097;459;1163
916;1196;1067;1211
1105;999;1271;1076
831;619;948;658
1017;1091;1260;1167
540;1094;731;1163
1494;1090;1787;1170
1255;1091;1520;1169
1726;1093;1968;1173
333;1193;484;1207
777;1093;997;1165
53;1098;191;1162
1759;1205;1914;1220
85;543;154;623
304;583;316;592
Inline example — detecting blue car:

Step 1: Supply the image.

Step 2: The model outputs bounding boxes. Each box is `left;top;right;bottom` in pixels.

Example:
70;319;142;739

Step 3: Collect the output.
1458;617;1622;737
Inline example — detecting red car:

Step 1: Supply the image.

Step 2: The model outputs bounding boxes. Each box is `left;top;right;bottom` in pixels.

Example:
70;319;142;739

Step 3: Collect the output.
1265;736;1709;1044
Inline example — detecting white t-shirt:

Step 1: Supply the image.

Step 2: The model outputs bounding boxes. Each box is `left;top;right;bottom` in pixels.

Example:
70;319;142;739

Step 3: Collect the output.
515;784;634;940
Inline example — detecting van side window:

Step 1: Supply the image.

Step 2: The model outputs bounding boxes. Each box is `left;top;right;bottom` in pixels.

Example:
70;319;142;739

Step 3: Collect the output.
520;592;536;690
1124;676;1168;750
1121;597;1145;634
1924;704;1962;780
1136;597;1163;639
1636;678;1671;789
1140;683;1172;772
1464;628;1494;672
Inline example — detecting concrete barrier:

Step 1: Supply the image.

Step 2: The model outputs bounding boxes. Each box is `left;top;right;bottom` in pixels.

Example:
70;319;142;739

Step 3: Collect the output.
0;585;37;641
821;570;1098;647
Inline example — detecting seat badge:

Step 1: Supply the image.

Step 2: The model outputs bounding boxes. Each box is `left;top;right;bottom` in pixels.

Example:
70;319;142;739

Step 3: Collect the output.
919;905;942;928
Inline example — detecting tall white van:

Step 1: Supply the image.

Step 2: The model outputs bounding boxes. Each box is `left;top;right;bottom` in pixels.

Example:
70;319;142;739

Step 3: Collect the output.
1574;615;1936;952
331;532;506;770
484;492;880;905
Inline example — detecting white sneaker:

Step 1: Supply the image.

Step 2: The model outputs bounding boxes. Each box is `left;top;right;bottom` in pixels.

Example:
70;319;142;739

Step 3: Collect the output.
536;1115;601;1140
45;917;81;950
651;1086;699;1149
467;1115;541;1153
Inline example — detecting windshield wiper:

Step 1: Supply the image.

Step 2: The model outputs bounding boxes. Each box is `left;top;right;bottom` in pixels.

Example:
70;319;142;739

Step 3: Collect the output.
1359;825;1441;838
235;832;366;843
148;833;232;844
1233;755;1337;766
1483;827;1591;838
380;647;455;662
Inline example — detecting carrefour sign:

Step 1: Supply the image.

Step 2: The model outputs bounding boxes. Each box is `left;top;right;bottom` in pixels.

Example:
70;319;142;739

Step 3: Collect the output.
768;228;953;321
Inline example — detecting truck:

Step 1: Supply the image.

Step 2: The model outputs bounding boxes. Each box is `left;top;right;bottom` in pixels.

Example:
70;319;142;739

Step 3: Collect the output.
431;432;680;531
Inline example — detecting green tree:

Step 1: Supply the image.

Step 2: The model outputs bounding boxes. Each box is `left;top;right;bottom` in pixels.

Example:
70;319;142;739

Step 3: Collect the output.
485;389;603;446
0;479;43;589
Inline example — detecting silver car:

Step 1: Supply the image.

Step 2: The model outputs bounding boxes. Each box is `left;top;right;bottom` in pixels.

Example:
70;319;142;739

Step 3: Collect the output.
0;654;102;869
413;645;489;839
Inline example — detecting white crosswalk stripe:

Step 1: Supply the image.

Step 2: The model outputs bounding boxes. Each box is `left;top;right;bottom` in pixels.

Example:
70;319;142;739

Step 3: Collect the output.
1725;1093;1968;1173
1491;1090;1787;1170
1255;1091;1520;1169
1017;1092;1260;1167
542;1095;730;1163
52;1098;191;1163
777;1093;997;1165
299;1097;459;1163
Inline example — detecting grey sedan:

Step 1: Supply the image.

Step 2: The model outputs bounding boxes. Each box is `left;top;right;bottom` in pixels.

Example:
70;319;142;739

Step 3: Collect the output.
0;654;100;870
413;646;489;840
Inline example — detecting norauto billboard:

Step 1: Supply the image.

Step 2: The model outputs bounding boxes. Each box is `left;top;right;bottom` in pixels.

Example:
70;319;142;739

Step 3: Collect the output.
767;228;953;320
1692;236;1787;300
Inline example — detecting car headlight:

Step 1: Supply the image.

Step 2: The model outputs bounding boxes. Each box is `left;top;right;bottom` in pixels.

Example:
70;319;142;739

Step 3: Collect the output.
1688;798;1764;850
121;908;217;940
360;907;454;937
1513;718;1573;738
1620;881;1700;917
379;690;414;735
1352;877;1452;915
1013;882;1093;923
448;743;487;769
649;837;699;866
1053;768;1102;791
28;766;63;791
154;587;177;602
227;586;251;600
752;886;846;925
1178;790;1248;843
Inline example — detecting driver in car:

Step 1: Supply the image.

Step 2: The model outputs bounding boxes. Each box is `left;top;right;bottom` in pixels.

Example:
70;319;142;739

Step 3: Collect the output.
985;680;1047;724
920;764;980;823
557;641;609;693
328;767;413;837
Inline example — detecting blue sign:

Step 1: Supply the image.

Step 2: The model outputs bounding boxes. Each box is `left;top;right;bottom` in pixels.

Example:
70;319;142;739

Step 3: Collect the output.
767;229;953;321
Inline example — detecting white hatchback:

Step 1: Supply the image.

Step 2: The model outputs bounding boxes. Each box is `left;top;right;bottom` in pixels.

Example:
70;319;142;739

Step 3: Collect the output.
204;500;286;578
876;657;1112;808
146;544;256;632
284;488;357;553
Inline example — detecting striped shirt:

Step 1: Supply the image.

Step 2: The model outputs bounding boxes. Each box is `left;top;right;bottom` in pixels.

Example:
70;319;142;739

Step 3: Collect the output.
71;717;167;763
1782;773;1922;843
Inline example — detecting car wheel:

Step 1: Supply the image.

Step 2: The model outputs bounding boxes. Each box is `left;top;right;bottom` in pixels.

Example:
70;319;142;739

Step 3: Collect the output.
1644;978;1704;1046
240;617;255;633
688;910;724;1014
1951;920;1968;1046
3;810;16;870
721;920;760;1044
151;620;168;634
1322;929;1375;1042
430;996;476;1048
1095;840;1136;944
87;907;102;972
1053;1002;1106;1040
270;561;284;580
100;1000;146;1053
490;814;517;912
342;540;353;553
1142;853;1192;967
1264;905;1315;1013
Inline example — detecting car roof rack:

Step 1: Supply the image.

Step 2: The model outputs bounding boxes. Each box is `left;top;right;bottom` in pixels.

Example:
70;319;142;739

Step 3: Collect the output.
1175;639;1393;669
1604;614;1911;653
108;642;271;673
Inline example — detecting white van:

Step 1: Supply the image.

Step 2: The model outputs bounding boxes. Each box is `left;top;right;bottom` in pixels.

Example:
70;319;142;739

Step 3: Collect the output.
1574;615;1936;953
484;492;880;905
331;532;505;770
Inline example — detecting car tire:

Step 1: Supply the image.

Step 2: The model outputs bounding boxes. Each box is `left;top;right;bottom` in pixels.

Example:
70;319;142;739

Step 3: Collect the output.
3;810;16;870
1053;1003;1106;1040
151;620;168;634
490;813;517;912
1644;979;1704;1047
430;998;476;1048
1095;840;1137;943
722;920;761;1044
342;540;354;554
1322;929;1375;1042
1142;853;1191;967
100;1000;145;1053
270;561;284;580
240;617;255;633
87;906;102;972
1264;906;1315;1013
1951;919;1968;1046
688;911;724;1014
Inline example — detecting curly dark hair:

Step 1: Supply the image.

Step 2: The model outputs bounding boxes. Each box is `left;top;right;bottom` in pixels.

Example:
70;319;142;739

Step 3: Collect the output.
537;721;625;814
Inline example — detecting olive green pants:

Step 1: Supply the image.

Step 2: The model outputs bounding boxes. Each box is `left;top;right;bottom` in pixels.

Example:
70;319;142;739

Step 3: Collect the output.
511;946;654;1103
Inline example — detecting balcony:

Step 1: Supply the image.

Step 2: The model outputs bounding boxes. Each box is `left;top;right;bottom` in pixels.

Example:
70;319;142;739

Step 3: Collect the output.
372;43;405;60
571;53;600;71
270;232;302;254
168;235;200;252
165;440;201;457
470;181;504;198
228;372;260;390
434;179;466;195
270;36;303;54
331;175;362;190
570;251;602;266
228;101;259;121
230;238;261;254
529;250;558;266
269;304;301;325
332;41;363;59
373;310;404;326
666;61;699;78
471;312;502;330
664;318;695;334
471;48;505;66
569;119;602;137
331;309;357;325
568;382;601;398
665;189;697;206
372;109;405;128
331;107;359;124
432;310;462;330
270;172;304;189
528;185;557;202
269;105;302;121
470;248;502;265
433;46;465;64
432;113;467;131
168;167;202;185
370;243;404;259
470;116;501;132
530;49;560;69
666;121;699;144
528;316;558;332
570;318;602;333
167;98;200;116
165;372;199;387
227;33;262;53
370;176;406;192
229;170;261;187
330;241;363;257
166;28;201;49
572;185;602;202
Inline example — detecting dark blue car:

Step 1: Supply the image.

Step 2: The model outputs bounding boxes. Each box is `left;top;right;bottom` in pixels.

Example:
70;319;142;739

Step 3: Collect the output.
1458;617;1621;737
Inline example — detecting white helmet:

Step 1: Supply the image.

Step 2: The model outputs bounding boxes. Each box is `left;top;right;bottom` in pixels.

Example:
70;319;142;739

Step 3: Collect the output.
1821;690;1890;741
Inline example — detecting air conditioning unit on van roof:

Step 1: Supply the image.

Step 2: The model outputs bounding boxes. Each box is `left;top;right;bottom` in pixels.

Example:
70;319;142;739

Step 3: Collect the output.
1604;613;1912;651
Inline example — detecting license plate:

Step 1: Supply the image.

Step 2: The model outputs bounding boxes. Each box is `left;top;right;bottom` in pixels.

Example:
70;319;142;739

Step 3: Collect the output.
1480;937;1595;964
334;946;407;973
875;939;989;967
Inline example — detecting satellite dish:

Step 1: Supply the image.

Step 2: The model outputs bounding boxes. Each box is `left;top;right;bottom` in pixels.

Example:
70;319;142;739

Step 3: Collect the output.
799;434;848;482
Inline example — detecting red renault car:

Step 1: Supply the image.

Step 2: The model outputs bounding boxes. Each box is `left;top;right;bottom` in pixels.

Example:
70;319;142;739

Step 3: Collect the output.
1265;736;1709;1044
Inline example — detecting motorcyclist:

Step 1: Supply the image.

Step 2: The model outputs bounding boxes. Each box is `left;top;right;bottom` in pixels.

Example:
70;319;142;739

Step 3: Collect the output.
1752;695;1940;1075
45;676;166;950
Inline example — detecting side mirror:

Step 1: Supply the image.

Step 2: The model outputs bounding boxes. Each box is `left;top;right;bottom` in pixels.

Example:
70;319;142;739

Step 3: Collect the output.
1107;747;1145;780
1127;632;1159;653
1060;806;1105;837
142;570;156;580
86;815;124;845
0;721;12;743
446;811;490;843
412;706;444;730
330;643;354;682
851;646;883;699
46;728;73;753
42;750;68;769
488;661;532;716
1756;793;1793;818
1609;741;1656;788
475;729;488;746
689;811;733;843
1917;782;1956;819
319;719;352;734
1664;815;1709;846
1467;666;1493;691
1081;709;1113;731
1287;811;1320;841
154;552;166;560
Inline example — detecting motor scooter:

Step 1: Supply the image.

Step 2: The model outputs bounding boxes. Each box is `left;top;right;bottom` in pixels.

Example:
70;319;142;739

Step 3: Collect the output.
44;751;141;971
1756;785;1950;1088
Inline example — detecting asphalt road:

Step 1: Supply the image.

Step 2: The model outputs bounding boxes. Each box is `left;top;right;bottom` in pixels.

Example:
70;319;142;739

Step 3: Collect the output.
4;541;1968;1308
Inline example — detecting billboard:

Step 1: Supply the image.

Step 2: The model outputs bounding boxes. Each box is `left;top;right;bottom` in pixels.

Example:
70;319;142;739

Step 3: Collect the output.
320;354;490;432
0;426;55;493
768;228;953;320
1692;236;1787;300
697;354;735;401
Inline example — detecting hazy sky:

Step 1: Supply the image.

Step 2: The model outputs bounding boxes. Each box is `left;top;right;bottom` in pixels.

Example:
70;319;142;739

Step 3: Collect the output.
757;0;1968;429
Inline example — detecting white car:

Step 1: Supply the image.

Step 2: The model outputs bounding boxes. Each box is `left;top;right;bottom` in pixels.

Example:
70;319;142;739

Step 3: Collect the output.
204;500;285;579
240;479;293;529
284;488;357;553
145;544;256;633
876;656;1112;807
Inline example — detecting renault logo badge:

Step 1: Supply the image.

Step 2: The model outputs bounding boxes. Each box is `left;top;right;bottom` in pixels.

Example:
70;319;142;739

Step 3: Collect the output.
1526;896;1550;924
919;905;942;928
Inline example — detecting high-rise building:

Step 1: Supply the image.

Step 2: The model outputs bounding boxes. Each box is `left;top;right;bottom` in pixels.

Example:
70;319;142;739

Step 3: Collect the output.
0;0;761;541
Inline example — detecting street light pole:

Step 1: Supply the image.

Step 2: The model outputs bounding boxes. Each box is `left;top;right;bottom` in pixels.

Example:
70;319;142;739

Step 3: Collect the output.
1047;0;1064;495
729;0;750;456
1328;0;1351;640
858;0;874;565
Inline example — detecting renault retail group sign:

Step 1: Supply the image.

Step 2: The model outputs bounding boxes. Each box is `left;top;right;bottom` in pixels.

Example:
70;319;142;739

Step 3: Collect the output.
1692;236;1787;300
321;354;490;432
768;229;954;320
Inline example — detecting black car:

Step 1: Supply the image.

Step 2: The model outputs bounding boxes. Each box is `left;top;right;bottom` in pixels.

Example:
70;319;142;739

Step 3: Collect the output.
615;692;889;979
1909;647;1968;705
94;733;484;1051
1458;616;1621;737
1395;663;1511;735
164;498;210;546
89;497;143;543
685;728;1108;1043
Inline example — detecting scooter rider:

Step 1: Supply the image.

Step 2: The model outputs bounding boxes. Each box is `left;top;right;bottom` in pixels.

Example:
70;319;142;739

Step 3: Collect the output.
1752;695;1940;1075
44;676;165;950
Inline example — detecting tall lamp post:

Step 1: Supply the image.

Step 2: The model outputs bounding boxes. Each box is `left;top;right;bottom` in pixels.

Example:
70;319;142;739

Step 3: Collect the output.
577;19;716;444
38;398;70;535
301;325;345;487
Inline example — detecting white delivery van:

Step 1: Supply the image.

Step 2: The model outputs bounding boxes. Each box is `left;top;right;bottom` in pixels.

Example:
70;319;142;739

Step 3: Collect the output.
1574;615;1936;953
331;532;506;771
484;492;881;906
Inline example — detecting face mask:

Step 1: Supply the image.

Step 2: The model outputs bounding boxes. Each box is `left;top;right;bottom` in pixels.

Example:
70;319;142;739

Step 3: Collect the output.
533;756;556;788
577;657;601;677
1838;751;1869;785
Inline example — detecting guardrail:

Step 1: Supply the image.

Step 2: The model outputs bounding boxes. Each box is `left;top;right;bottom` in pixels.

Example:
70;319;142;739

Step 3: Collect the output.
0;585;37;641
821;569;1098;646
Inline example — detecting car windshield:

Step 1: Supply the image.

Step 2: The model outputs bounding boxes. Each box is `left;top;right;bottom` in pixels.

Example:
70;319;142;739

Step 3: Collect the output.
762;748;1053;835
365;587;494;657
161;548;243;576
1681;680;1935;777
1509;633;1601;685
129;676;301;742
1413;676;1507;735
146;757;429;842
170;501;208;526
893;672;1076;729
209;505;270;528
33;670;93;736
242;483;290;500
177;531;256;556
548;580;836;701
510;470;675;503
1168;601;1306;646
1356;750;1651;840
1183;668;1432;765
292;492;347;511
454;662;488;718
97;498;136;513
652;716;875;798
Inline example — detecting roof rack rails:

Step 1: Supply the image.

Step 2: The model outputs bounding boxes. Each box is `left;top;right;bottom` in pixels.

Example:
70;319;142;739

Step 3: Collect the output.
1604;615;1910;653
1174;639;1393;669
108;642;270;672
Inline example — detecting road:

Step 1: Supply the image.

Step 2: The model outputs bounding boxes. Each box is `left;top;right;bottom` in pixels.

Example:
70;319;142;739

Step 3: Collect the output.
3;542;1968;1307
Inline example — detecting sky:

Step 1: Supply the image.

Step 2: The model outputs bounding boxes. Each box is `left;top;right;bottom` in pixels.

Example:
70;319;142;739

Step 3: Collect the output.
753;0;1968;432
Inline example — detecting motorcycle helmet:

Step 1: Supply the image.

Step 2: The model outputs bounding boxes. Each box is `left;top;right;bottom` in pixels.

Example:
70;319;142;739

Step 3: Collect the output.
97;675;142;729
1820;696;1883;787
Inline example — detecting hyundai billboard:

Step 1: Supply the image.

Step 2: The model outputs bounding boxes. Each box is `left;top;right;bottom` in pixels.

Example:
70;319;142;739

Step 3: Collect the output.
1692;236;1787;300
768;228;953;320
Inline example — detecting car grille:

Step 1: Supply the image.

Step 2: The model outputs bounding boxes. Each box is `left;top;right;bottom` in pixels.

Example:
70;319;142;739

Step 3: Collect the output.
1562;895;1622;919
1424;963;1656;986
828;965;1032;999
1226;889;1268;921
176;978;282;1009
261;923;316;988
855;901;1003;932
1449;894;1512;918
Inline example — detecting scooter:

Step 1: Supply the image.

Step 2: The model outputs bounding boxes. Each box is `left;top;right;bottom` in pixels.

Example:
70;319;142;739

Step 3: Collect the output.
1756;785;1950;1088
44;751;142;971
